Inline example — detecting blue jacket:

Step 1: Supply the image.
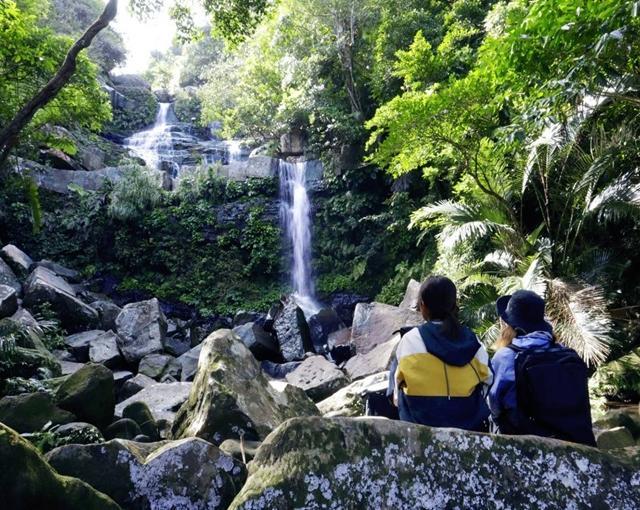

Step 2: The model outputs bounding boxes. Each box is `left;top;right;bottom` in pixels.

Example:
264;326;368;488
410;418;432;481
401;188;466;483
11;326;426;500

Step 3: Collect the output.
488;331;554;420
389;322;493;432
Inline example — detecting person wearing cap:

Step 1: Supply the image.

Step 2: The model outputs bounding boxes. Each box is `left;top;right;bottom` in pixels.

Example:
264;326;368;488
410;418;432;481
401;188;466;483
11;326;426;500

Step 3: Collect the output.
488;289;595;445
391;276;493;431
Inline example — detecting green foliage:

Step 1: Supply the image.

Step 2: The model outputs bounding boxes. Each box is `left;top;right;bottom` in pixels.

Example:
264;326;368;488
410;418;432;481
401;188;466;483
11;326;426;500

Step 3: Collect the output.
0;0;111;157
106;86;158;135
107;165;164;221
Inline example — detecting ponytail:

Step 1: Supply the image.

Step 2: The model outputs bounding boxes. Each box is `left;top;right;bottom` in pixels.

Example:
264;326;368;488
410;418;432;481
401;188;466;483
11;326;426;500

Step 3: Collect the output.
441;308;461;339
419;276;461;339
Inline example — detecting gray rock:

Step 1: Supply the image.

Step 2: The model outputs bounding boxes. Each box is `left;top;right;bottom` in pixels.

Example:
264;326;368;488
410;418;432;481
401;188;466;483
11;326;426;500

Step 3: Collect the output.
0;392;75;432
88;331;123;368
0;284;18;318
233;322;280;361
229;417;640;509
260;360;302;379
177;344;202;382
273;298;313;362
90;300;122;331
0;244;33;277
115;298;167;364
280;130;305;156
105;418;142;440
26;163;125;194
23;266;99;331
164;335;191;357
172;329;318;445
60;360;85;376
10;307;38;329
47;437;246;510
327;327;351;350
233;310;265;327
78;145;105;171
119;373;157;400
138;353;174;380
50;421;104;445
597;426;636;449
64;330;107;361
307;308;344;353
285;355;349;402
219;438;262;464
122;401;159;441
220;156;279;180
112;370;134;391
344;335;399;381
350;302;422;354
317;371;389;417
115;382;192;426
55;363;115;428
0;257;21;294
399;278;421;310
36;260;81;283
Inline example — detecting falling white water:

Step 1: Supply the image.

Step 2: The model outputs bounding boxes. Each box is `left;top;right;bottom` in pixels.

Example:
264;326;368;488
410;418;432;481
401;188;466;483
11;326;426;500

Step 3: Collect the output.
126;102;198;177
279;160;321;316
226;140;243;163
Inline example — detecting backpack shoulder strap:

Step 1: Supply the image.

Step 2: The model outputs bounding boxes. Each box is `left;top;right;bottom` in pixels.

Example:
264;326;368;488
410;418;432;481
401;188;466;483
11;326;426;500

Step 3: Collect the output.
506;343;525;353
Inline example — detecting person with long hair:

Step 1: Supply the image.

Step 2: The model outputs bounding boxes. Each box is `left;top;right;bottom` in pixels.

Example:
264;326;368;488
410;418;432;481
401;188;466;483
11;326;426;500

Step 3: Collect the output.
488;290;596;445
391;276;493;431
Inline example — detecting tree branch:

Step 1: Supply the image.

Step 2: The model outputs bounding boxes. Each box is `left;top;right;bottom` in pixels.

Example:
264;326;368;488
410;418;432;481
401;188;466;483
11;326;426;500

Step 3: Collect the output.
0;0;118;167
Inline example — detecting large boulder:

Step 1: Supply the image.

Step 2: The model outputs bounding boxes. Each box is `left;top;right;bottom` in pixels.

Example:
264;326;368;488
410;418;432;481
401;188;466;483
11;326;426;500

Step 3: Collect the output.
36;260;81;283
233;322;281;361
0;258;21;294
229;417;640;509
0;244;33;278
119;373;157;400
115;382;192;427
6;346;61;379
350;302;422;354
177;344;202;382
47;437;246;510
0;423;120;510
138;353;175;380
115;298;167;364
597;427;636;449
307;308;344;354
89;331;123;368
399;278;421;310
285;355;349;402
172;329;318;444
273;298;313;362
0;392;75;432
317;371;389;418
23;266;99;331
64;330;106;361
55;363;115;428
344;334;399;381
0;284;18;318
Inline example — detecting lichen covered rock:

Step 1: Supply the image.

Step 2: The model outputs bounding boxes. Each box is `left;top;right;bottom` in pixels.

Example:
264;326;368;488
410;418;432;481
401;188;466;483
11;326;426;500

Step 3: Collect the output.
317;371;389;417
47;437;246;510
229;417;640;509
0;423;120;510
172;329;318;444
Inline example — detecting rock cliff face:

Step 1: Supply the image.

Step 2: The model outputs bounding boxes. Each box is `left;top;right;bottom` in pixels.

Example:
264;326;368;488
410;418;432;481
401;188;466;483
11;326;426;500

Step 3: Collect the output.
230;417;640;510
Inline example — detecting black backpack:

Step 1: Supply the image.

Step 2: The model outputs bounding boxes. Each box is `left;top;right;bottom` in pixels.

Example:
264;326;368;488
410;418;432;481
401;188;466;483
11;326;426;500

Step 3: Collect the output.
507;343;596;446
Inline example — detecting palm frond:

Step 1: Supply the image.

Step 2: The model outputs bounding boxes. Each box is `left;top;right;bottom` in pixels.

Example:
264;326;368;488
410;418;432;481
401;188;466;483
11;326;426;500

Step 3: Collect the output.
546;279;613;366
483;250;516;271
587;172;640;221
523;123;564;193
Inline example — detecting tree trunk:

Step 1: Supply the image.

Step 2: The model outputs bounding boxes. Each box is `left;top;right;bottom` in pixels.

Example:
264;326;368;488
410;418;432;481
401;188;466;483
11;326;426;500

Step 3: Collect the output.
0;0;118;167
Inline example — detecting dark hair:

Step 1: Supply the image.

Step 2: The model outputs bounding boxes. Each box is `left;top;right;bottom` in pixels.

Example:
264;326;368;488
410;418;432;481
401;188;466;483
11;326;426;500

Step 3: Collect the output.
420;276;461;338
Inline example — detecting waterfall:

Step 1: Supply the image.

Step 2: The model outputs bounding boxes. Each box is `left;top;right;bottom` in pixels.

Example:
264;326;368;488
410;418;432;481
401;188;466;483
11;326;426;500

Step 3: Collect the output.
279;160;321;316
125;102;195;177
226;140;243;163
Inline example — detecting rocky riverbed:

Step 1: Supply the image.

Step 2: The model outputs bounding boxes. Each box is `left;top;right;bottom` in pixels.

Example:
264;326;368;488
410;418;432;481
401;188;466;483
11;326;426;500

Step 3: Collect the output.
0;244;639;509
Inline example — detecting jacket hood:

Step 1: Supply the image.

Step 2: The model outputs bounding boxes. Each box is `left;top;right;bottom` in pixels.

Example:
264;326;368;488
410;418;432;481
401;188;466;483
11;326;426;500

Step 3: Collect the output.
419;322;480;366
513;330;554;349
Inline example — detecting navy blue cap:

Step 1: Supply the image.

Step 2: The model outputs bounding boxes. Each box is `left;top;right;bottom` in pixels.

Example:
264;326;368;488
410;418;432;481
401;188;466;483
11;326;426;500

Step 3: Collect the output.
496;290;553;334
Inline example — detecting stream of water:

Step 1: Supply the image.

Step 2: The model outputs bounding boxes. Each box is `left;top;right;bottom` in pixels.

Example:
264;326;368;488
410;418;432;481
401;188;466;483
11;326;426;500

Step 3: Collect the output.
278;160;321;316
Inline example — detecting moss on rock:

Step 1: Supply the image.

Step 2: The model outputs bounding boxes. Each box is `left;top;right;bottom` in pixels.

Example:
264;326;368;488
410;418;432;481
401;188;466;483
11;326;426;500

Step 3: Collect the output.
0;423;120;510
229;417;640;509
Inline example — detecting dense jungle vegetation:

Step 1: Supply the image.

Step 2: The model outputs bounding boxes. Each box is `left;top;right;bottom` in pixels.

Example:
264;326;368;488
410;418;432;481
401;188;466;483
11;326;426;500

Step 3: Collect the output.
1;0;639;399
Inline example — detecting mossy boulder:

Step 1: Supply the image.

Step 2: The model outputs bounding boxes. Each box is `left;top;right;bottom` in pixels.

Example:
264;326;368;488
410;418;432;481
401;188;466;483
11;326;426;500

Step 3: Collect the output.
171;329;318;445
0;423;120;510
105;418;142;440
55;363;115;428
0;392;75;432
597;426;636;450
122;401;159;440
47;437;246;510
229;417;640;509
